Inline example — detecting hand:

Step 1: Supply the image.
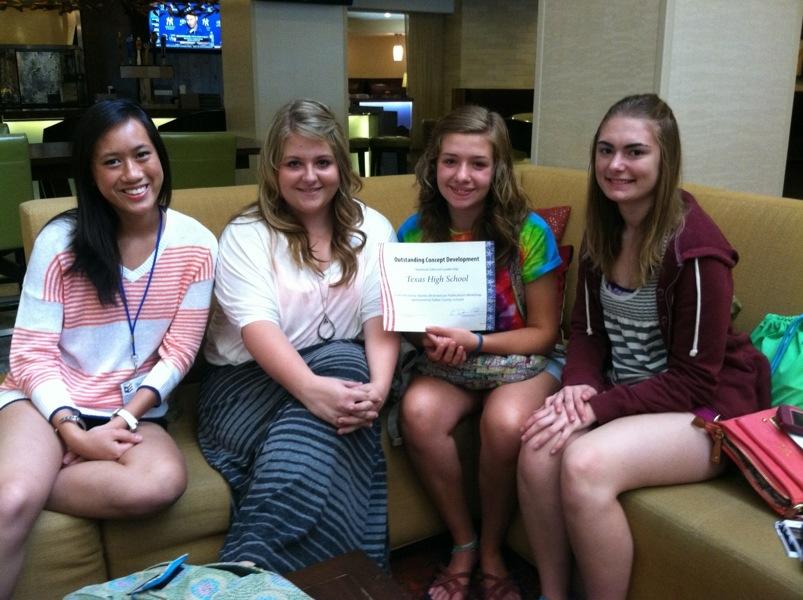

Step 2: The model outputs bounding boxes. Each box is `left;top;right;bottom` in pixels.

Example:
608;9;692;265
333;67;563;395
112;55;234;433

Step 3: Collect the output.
544;384;598;424
299;376;375;431
422;326;475;365
59;419;143;464
521;402;597;455
335;381;386;435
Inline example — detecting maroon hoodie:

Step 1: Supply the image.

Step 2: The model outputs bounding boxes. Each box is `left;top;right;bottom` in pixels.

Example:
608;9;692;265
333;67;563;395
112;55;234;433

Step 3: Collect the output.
563;191;771;424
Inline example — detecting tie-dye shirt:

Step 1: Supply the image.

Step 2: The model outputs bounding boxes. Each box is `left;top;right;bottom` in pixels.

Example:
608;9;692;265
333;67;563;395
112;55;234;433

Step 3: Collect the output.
397;212;561;331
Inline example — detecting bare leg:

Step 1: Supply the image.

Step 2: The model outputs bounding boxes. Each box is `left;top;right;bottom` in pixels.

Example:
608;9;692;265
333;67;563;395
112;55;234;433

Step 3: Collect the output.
401;375;480;600
561;413;724;600
0;402;63;599
46;422;187;519
478;371;559;590
518;420;584;600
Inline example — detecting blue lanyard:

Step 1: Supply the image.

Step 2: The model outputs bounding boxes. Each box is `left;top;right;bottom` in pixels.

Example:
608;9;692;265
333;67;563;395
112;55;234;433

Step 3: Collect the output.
118;209;163;372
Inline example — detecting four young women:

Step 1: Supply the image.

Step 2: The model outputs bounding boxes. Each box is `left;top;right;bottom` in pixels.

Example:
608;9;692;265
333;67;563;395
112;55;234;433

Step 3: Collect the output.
0;92;768;600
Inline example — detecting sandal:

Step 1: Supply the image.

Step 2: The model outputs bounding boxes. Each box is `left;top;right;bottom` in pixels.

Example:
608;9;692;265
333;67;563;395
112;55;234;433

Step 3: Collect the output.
425;537;478;600
477;571;521;600
426;566;474;600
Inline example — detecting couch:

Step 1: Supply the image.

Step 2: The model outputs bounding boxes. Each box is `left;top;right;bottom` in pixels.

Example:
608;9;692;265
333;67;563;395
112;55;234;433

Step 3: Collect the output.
12;164;803;599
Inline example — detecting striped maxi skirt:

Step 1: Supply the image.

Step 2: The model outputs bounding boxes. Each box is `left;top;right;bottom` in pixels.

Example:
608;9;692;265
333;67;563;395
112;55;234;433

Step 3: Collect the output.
197;339;388;571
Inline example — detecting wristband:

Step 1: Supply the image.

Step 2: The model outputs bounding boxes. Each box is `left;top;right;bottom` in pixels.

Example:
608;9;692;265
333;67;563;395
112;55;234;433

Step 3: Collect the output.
473;332;484;355
55;413;87;433
112;407;139;432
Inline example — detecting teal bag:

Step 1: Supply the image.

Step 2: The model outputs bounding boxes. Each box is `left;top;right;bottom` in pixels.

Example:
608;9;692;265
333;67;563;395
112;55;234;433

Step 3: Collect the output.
64;554;312;600
750;313;803;408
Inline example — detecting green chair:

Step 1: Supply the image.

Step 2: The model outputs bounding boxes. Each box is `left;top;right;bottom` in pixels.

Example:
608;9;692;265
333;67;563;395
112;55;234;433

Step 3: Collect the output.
0;134;33;291
160;132;237;189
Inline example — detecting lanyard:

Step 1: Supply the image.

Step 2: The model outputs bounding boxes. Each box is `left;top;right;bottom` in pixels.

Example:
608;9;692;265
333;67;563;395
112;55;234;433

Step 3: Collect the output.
118;209;163;372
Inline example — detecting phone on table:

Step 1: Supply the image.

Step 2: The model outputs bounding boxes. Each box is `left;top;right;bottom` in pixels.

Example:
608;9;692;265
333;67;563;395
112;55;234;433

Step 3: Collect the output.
776;404;803;436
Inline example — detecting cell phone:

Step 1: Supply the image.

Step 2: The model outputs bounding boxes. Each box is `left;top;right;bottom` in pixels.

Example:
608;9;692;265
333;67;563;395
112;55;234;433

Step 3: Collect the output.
776;404;803;436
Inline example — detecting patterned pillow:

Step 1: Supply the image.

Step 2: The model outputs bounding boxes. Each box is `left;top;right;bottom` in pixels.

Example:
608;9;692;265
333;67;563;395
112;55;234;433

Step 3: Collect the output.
535;205;571;243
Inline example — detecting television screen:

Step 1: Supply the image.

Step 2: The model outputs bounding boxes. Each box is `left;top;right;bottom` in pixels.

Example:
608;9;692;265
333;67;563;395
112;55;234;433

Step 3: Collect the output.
148;3;221;50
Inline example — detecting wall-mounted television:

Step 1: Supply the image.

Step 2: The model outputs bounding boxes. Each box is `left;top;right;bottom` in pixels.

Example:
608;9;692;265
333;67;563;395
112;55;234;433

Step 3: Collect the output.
148;3;221;51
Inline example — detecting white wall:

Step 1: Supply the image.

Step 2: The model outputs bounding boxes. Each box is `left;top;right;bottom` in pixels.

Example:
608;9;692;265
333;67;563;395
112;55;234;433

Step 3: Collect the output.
531;0;663;169
532;0;803;195
659;0;803;195
251;2;349;139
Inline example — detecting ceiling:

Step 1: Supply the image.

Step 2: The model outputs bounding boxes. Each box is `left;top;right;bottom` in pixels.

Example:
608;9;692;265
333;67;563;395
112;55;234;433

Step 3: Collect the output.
348;11;405;36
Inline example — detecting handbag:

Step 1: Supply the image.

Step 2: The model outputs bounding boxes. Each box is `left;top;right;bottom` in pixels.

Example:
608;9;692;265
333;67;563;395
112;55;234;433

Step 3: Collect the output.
64;554;312;600
750;313;803;408
695;408;803;519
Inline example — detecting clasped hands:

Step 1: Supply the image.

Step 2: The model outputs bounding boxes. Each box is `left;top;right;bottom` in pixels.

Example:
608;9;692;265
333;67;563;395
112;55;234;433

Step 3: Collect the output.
521;384;598;454
303;376;386;435
60;419;143;466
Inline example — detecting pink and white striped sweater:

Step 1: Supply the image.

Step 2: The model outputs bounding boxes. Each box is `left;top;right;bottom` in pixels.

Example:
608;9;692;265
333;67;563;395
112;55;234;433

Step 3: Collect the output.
0;209;217;420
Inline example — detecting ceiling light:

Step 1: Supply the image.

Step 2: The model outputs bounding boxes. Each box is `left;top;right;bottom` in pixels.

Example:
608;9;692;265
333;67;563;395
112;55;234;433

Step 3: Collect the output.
392;34;404;62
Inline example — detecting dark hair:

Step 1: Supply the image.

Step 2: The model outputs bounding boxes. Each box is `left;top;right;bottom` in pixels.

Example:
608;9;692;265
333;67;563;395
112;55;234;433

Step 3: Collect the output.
66;99;171;304
414;104;528;267
585;93;684;285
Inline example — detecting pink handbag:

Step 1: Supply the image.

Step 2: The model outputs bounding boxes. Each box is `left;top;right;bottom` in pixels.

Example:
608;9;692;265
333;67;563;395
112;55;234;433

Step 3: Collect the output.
696;408;803;518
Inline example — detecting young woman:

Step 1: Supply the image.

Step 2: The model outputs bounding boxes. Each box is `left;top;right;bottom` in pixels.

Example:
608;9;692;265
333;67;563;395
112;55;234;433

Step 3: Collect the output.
198;99;399;572
517;94;770;600
398;105;563;600
0;99;217;598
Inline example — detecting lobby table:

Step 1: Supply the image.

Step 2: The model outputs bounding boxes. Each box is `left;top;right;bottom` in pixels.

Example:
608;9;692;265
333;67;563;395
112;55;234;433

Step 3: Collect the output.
28;136;261;197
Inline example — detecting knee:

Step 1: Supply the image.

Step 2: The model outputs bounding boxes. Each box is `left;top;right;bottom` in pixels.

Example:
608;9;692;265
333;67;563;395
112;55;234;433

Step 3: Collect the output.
117;459;187;516
312;342;369;383
400;393;442;447
480;405;527;459
0;477;49;529
560;443;607;510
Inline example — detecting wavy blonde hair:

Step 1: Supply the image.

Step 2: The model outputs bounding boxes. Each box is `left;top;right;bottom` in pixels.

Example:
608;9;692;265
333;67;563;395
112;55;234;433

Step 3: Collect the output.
414;105;528;267
585;94;685;286
256;98;365;286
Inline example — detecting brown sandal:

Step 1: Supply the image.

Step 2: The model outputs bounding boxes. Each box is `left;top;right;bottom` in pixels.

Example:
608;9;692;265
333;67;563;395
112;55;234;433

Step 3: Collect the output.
425;567;474;600
477;571;521;600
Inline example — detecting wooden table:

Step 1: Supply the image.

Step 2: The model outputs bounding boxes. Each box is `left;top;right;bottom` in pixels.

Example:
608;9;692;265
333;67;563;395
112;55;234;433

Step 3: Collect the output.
28;137;261;197
285;551;409;600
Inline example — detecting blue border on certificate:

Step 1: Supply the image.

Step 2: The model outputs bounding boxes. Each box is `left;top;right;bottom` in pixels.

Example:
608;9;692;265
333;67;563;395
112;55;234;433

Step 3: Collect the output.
484;241;495;331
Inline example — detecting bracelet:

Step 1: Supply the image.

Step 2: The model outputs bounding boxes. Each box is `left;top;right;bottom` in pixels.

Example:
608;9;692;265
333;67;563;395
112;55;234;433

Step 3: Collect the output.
112;407;139;432
55;413;87;433
473;332;484;355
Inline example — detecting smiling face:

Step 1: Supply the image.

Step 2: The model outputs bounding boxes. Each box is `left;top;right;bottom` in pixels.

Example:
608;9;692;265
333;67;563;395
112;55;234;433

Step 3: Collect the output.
91;118;163;224
277;132;340;223
436;132;494;230
594;116;661;213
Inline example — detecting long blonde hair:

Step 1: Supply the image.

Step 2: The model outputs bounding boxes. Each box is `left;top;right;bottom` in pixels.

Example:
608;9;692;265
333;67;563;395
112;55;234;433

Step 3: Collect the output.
414;105;528;267
256;98;365;286
585;94;685;286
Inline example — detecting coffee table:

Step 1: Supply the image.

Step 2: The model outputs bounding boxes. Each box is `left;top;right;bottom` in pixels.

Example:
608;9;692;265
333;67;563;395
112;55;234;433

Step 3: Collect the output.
285;550;409;599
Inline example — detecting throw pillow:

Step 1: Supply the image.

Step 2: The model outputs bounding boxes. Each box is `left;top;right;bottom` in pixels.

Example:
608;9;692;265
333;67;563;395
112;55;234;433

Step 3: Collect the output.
535;205;571;243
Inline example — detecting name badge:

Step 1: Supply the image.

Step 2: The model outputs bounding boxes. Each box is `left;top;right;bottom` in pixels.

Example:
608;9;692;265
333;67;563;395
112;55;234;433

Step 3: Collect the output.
120;373;147;405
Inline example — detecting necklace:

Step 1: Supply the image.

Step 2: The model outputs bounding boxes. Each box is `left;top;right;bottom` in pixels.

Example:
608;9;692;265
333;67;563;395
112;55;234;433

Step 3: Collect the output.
315;268;336;341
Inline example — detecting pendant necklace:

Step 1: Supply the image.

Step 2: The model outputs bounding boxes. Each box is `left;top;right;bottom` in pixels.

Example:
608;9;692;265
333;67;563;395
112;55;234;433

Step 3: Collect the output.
315;267;336;342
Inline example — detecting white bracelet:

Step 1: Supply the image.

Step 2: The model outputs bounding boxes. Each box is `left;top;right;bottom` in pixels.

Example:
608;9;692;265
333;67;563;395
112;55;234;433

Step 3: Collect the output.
111;407;139;432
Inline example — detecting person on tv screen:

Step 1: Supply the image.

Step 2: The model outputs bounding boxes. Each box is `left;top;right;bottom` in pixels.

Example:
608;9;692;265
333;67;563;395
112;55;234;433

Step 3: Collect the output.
182;12;209;38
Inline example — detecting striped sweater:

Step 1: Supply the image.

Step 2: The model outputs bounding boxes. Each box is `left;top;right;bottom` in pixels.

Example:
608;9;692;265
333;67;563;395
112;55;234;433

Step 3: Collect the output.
0;209;217;420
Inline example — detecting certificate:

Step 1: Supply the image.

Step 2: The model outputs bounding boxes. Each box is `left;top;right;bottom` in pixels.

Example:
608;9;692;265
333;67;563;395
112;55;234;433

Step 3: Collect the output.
379;241;496;332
